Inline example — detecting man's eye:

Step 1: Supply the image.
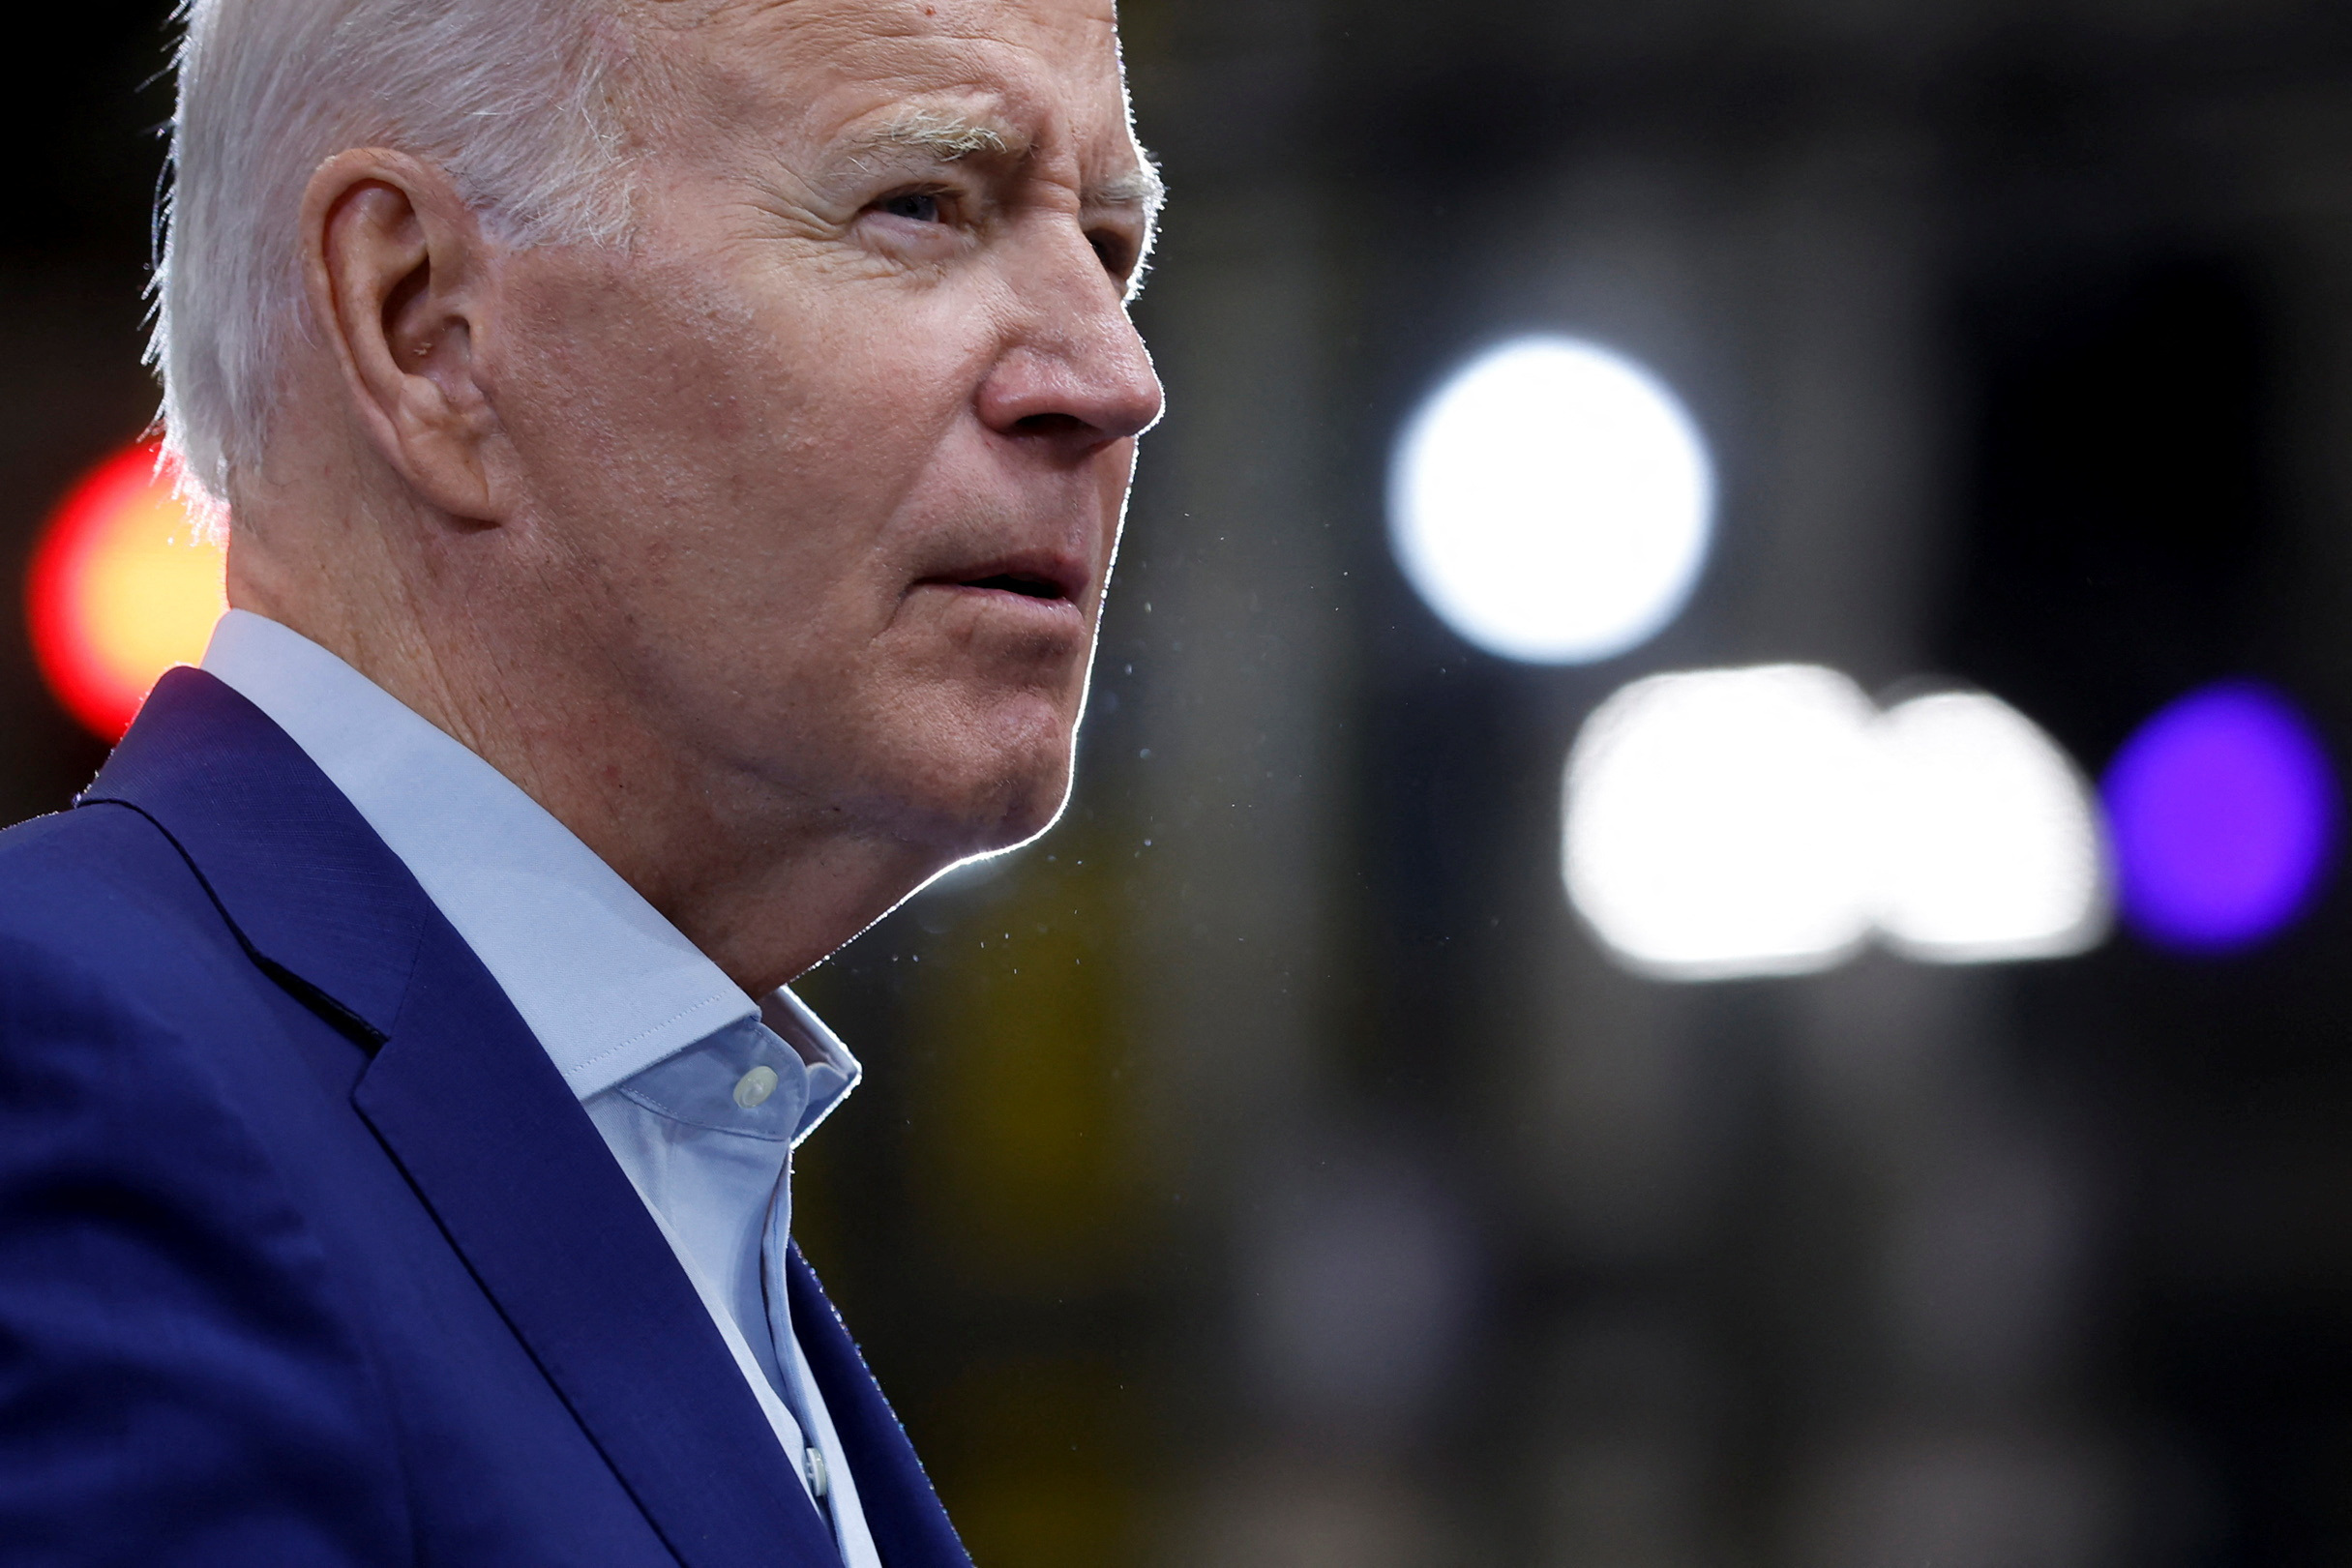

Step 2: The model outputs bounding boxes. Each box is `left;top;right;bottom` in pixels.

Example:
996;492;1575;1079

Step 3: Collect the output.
1090;232;1134;279
874;191;945;223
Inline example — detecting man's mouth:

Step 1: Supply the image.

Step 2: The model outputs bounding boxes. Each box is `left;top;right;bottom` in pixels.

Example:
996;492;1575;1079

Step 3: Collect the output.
913;548;1088;606
958;573;1068;601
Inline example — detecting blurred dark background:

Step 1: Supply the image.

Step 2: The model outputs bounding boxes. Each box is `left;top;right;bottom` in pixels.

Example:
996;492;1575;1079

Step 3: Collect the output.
17;3;2352;1564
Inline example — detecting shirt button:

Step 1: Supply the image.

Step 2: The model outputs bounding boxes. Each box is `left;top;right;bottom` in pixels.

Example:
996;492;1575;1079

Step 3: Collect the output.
733;1066;780;1109
806;1444;830;1498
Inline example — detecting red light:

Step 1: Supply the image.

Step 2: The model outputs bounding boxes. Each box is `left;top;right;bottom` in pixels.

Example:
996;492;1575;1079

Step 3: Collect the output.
26;439;226;741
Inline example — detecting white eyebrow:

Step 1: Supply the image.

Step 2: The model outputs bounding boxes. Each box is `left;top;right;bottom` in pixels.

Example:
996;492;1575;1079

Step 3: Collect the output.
854;110;1026;163
1095;157;1167;219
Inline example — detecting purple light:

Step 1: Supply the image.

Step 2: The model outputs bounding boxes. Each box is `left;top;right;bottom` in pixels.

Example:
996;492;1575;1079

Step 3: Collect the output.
2102;682;2338;952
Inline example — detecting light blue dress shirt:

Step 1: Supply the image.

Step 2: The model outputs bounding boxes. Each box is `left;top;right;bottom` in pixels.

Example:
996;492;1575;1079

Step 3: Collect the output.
201;610;880;1568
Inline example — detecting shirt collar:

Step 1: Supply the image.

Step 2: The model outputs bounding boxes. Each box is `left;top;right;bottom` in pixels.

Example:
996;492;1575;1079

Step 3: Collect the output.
760;989;862;1139
199;610;858;1103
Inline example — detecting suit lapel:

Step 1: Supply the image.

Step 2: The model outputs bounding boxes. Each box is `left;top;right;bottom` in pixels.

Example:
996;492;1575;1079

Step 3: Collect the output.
83;670;838;1568
355;921;837;1568
789;1247;975;1568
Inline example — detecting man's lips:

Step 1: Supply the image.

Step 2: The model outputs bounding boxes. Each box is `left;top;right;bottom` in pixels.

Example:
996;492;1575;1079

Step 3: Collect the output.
908;550;1090;607
956;572;1068;601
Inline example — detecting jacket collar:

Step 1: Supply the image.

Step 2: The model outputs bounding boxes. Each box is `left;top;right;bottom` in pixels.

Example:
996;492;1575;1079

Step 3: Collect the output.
78;669;846;1568
81;666;423;1044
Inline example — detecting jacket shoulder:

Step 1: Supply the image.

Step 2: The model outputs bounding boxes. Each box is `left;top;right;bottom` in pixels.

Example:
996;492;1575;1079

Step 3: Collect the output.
0;798;215;903
0;801;248;974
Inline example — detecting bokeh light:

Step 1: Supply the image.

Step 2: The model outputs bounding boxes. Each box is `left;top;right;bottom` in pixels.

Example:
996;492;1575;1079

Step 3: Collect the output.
26;439;224;742
1565;670;2110;980
2102;681;2338;952
1873;692;2109;963
1563;665;1881;979
1390;336;1714;665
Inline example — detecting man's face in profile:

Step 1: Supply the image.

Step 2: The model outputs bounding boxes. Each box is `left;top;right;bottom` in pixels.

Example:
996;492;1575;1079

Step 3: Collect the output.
488;0;1162;869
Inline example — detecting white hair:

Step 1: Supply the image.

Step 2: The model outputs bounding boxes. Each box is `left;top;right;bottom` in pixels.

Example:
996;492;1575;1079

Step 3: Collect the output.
151;0;642;513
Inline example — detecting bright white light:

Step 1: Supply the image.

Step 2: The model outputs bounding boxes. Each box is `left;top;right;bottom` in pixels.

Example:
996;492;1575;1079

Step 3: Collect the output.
1872;692;2109;963
1563;666;1882;979
1390;337;1714;665
1563;670;2112;981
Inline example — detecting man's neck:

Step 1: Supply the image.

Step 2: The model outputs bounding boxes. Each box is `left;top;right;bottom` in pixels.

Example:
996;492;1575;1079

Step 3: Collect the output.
223;563;940;997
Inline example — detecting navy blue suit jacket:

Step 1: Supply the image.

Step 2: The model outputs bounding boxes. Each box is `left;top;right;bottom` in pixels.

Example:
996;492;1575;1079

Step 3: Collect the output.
0;669;972;1568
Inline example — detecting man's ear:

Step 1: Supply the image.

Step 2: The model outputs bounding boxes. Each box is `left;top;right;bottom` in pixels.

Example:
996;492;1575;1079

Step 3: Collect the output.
301;149;507;521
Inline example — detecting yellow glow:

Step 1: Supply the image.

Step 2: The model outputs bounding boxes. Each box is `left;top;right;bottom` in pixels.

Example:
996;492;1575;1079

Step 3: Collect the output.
29;441;227;739
76;488;225;695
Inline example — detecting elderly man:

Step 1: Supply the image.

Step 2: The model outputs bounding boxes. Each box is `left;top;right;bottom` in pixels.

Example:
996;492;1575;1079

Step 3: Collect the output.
0;0;1161;1562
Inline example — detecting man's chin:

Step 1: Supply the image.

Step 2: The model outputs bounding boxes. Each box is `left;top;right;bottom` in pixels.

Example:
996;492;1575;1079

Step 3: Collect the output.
839;682;1083;855
869;748;1072;867
959;770;1073;857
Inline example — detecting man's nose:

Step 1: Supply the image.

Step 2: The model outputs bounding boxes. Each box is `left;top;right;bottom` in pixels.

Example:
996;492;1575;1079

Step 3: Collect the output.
977;251;1166;453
